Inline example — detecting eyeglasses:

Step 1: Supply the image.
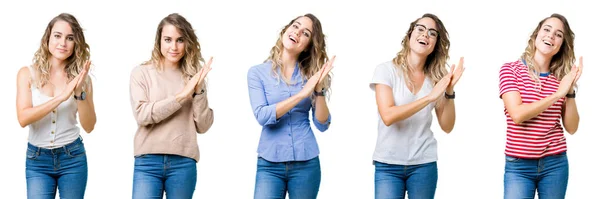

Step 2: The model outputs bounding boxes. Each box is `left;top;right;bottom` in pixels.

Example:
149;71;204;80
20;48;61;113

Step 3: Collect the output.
414;24;439;38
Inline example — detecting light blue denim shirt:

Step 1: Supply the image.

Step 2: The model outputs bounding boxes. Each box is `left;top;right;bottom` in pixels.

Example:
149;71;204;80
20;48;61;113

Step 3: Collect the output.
247;61;331;162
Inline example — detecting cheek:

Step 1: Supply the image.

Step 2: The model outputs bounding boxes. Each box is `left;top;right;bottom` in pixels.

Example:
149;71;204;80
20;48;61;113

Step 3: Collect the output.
67;40;75;51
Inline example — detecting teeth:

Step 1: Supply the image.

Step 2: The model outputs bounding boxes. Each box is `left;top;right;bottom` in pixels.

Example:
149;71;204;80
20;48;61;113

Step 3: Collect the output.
543;40;553;46
289;36;297;43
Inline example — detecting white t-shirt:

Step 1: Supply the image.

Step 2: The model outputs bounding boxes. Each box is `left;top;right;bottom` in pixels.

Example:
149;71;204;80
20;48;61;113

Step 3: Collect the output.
369;61;438;165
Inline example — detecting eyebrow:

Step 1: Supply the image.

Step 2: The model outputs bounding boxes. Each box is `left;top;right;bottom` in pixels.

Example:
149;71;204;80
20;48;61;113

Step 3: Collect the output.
52;31;74;37
294;21;313;34
162;36;183;39
543;25;564;34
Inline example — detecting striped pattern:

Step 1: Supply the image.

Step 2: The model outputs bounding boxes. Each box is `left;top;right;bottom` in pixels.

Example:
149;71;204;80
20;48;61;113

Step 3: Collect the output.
499;60;566;159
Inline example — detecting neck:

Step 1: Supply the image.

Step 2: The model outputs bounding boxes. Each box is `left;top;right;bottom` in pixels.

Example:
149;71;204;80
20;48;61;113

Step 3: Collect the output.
49;56;67;74
533;50;551;73
281;49;299;71
407;51;426;72
162;59;180;71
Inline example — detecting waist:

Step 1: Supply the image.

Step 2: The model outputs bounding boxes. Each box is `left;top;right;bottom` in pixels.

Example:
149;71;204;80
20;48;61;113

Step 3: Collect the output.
28;136;84;155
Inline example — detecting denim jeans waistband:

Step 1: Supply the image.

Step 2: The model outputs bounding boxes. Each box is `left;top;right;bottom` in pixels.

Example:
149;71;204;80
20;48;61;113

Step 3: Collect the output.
27;137;84;155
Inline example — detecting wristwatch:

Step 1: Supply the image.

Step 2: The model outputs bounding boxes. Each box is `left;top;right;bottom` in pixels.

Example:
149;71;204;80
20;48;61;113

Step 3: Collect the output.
314;88;326;96
444;91;455;99
193;89;205;98
74;91;86;100
566;92;576;98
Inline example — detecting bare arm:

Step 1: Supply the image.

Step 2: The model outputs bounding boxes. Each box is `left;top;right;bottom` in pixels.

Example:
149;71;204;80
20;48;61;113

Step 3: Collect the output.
435;96;455;133
16;67;65;127
375;84;435;126
16;67;80;127
76;77;96;133
561;96;579;134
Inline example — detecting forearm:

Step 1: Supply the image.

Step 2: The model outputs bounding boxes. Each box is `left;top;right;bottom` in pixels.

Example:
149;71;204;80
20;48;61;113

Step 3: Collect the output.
507;93;562;124
18;97;64;127
562;98;579;134
192;94;214;133
132;96;182;126
275;93;306;119
437;98;455;133
77;99;96;133
379;96;433;126
313;95;330;123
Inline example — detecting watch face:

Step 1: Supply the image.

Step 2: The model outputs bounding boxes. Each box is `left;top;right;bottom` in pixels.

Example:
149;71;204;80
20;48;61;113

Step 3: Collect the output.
80;91;86;100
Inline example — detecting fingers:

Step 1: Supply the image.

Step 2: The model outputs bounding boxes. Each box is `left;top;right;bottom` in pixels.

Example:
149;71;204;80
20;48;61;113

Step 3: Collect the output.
448;64;455;77
204;57;214;70
317;55;336;84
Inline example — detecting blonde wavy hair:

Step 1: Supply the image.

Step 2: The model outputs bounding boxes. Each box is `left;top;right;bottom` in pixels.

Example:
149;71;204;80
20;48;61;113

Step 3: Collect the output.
521;13;575;87
392;13;450;90
31;13;90;89
144;13;205;84
265;13;331;97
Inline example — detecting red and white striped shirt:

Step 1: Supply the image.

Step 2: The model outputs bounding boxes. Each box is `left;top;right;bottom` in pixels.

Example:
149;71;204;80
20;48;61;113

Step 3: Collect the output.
499;60;567;159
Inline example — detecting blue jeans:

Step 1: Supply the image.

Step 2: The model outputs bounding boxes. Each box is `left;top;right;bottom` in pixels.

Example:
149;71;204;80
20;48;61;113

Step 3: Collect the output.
374;161;437;199
254;156;321;199
132;154;197;199
26;137;88;199
504;152;569;199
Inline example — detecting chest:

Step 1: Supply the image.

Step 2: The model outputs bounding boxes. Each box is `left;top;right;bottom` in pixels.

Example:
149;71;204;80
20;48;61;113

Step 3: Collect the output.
263;79;311;110
515;72;565;106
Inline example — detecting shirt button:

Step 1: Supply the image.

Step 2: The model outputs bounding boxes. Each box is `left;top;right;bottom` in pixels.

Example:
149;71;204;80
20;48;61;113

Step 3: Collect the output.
51;131;54;134
50;141;54;144
53;110;56;113
52;120;56;124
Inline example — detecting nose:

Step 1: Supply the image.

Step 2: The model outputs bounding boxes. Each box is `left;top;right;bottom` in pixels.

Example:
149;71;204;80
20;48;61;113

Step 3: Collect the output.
59;37;67;47
170;41;177;51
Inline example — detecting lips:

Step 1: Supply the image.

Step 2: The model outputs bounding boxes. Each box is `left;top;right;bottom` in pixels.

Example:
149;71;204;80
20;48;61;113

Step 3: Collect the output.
289;34;298;43
542;39;554;47
417;38;429;45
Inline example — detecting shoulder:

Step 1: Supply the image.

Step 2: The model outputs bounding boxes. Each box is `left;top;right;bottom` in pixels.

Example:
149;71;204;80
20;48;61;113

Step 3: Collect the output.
131;63;156;78
248;61;273;78
17;66;33;83
500;60;526;72
248;62;272;73
374;61;401;78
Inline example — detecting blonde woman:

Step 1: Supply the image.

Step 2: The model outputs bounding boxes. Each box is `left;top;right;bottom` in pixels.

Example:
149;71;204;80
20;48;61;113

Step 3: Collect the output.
499;13;582;199
129;13;214;198
247;13;335;199
370;13;464;199
16;13;96;198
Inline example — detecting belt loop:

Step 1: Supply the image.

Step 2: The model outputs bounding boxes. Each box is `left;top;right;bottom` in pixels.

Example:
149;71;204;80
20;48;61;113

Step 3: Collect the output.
36;145;41;156
62;144;68;154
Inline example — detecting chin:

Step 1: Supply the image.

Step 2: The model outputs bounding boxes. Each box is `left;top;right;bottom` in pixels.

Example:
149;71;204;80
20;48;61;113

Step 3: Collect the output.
166;57;182;64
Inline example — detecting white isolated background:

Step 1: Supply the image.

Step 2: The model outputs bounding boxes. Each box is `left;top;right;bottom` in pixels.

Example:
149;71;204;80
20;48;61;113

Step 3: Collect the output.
0;0;597;198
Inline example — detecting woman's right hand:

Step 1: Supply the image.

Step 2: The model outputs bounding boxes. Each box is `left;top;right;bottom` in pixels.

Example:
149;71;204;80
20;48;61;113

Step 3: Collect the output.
58;73;84;102
299;56;336;98
177;57;213;102
556;57;583;97
426;66;453;102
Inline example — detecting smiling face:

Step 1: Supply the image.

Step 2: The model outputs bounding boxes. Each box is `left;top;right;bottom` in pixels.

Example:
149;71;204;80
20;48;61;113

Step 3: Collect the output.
281;16;314;56
48;20;75;61
534;17;565;57
409;17;438;57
